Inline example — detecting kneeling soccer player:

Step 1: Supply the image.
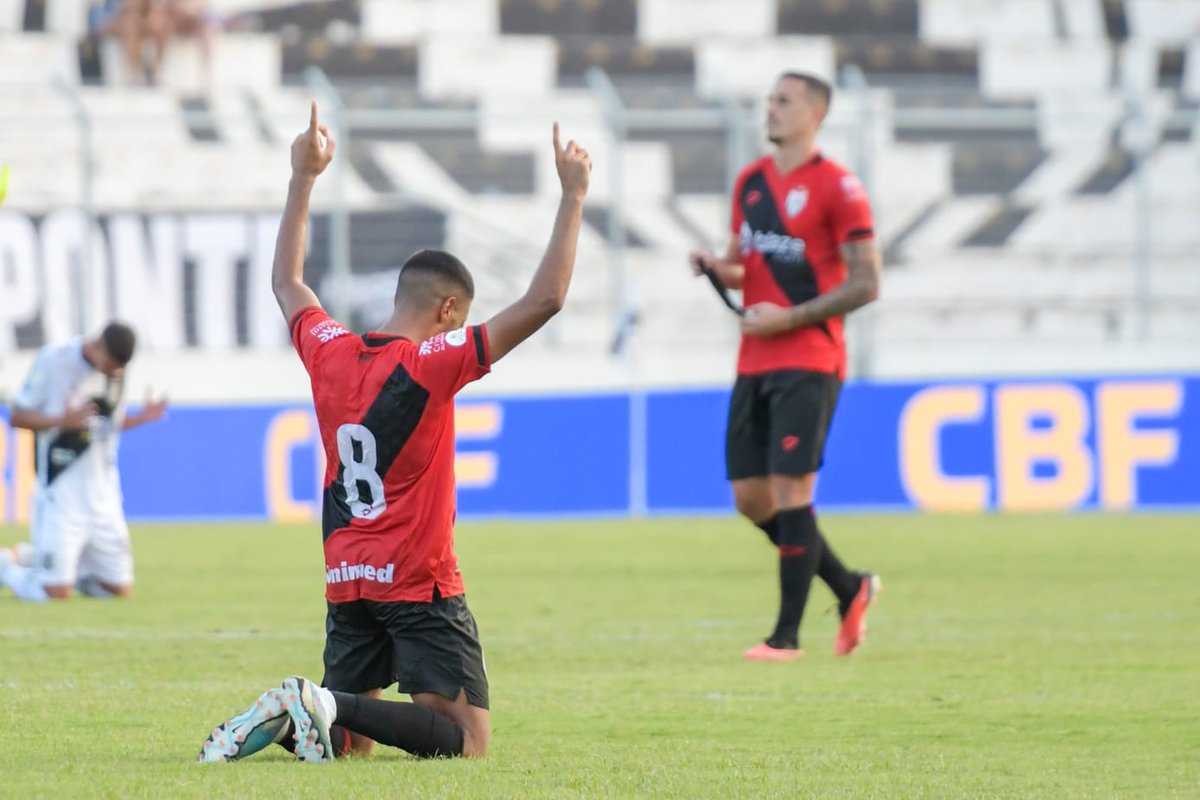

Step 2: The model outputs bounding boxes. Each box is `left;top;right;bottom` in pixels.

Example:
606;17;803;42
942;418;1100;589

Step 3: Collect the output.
198;103;591;762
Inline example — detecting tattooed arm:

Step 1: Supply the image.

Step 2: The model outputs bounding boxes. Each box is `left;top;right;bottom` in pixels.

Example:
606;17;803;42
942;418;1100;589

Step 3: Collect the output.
793;237;882;324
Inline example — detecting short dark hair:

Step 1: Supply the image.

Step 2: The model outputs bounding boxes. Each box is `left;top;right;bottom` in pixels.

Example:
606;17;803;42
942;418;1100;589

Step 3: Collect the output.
100;321;137;366
780;71;833;114
394;249;475;307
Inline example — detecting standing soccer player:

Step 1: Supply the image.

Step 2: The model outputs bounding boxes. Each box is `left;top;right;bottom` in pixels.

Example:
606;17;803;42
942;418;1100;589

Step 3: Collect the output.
1;322;167;601
198;103;591;763
691;72;883;661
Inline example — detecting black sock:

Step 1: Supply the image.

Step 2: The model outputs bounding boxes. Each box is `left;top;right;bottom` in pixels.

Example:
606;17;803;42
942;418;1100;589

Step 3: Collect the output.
276;721;351;757
277;720;295;752
768;505;822;649
330;692;464;758
755;515;780;546
815;526;861;610
764;514;857;606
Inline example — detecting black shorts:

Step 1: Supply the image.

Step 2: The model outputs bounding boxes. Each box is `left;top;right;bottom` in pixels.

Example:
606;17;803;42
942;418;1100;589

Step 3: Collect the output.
322;594;489;710
725;369;842;480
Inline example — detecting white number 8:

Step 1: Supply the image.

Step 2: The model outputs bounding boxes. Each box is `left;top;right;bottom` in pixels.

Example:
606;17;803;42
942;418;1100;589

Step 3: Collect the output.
336;423;386;519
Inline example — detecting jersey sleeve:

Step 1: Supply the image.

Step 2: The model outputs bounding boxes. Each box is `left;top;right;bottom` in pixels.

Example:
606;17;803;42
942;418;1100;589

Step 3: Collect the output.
289;305;352;375
11;350;50;411
413;325;491;399
827;170;875;244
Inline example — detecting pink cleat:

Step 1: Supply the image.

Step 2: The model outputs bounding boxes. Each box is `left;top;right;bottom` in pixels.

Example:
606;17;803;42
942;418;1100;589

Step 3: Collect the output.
835;573;882;656
742;642;804;661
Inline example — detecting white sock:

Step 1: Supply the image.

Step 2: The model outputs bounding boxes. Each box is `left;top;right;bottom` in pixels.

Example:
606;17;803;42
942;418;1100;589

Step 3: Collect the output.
2;562;50;602
315;685;338;722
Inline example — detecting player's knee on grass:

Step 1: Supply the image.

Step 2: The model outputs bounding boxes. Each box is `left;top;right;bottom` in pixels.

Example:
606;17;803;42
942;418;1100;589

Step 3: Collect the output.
460;721;489;758
427;707;486;757
409;691;487;757
454;703;490;758
346;729;376;755
44;584;74;600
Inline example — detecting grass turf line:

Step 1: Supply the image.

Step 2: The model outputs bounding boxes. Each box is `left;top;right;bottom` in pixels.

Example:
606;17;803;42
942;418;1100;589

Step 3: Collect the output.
1;514;1198;799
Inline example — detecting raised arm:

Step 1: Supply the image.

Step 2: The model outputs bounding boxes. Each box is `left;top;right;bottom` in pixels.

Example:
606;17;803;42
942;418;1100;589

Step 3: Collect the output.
121;391;168;432
484;123;592;363
8;352;95;432
272;101;336;322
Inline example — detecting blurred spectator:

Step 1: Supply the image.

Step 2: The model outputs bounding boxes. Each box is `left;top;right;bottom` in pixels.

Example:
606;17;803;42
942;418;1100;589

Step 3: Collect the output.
93;0;223;86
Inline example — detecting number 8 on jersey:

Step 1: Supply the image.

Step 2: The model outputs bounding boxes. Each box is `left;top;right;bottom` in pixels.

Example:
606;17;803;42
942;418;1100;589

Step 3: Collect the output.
336;423;386;519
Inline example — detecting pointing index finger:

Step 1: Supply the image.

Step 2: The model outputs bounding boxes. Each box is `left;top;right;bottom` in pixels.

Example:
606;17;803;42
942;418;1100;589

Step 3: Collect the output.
553;121;561;154
309;101;319;132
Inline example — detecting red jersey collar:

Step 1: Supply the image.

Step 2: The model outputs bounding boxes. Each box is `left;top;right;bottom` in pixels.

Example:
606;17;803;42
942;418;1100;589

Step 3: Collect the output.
362;332;411;346
769;150;824;178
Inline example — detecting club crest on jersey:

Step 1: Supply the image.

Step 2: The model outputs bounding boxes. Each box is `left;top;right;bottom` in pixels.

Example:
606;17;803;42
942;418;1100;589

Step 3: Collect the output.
785;187;808;217
446;328;467;347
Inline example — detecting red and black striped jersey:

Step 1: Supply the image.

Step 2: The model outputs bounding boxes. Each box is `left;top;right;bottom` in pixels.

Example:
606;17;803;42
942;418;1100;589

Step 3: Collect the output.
290;306;491;604
730;152;875;379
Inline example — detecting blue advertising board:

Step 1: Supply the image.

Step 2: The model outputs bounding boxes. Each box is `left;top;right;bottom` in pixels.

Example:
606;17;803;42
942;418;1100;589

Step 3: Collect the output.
2;376;1196;522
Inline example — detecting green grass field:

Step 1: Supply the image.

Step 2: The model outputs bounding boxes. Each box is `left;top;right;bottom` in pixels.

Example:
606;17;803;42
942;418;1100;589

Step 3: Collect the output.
1;515;1198;799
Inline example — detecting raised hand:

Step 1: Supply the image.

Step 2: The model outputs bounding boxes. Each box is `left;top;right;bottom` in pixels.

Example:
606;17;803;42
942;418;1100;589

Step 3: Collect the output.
291;101;336;179
139;390;169;424
553;122;591;198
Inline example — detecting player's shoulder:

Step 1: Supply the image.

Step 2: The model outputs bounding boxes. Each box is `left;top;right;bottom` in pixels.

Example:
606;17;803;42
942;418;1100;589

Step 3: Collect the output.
293;308;355;348
813;153;855;179
415;327;473;359
35;338;82;368
290;304;332;335
813;154;869;202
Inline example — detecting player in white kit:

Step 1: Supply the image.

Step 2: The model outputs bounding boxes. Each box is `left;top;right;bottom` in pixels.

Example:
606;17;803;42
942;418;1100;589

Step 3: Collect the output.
1;322;166;601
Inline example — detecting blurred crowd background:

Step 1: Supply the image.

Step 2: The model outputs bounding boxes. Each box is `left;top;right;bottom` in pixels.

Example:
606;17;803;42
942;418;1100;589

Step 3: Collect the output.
1;0;1197;401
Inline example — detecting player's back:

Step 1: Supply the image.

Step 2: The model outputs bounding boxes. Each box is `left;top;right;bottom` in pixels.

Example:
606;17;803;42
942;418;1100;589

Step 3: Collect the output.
309;329;453;522
289;306;491;602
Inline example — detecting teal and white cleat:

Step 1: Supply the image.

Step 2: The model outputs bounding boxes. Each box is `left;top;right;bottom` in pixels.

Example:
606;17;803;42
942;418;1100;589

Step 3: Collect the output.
280;676;336;764
197;685;291;763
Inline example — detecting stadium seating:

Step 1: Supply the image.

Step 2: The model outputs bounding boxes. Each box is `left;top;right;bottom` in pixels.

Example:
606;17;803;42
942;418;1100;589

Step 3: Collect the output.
0;0;1196;389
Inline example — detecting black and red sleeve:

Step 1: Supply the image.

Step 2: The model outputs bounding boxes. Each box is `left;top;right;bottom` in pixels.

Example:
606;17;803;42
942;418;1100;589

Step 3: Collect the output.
289;306;350;375
828;170;875;244
413;325;492;399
